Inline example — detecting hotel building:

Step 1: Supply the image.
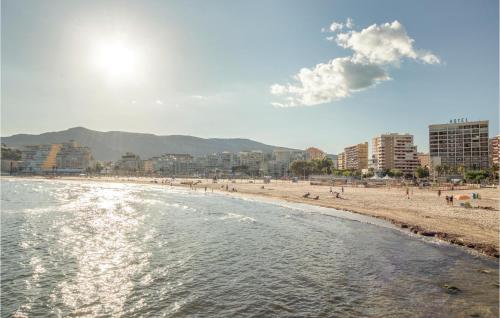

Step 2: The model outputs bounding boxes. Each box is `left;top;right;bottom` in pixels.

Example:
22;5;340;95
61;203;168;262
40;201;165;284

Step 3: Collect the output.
429;120;489;170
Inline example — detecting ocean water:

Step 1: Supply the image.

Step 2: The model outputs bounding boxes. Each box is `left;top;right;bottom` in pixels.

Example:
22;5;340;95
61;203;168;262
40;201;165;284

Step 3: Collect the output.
1;178;498;317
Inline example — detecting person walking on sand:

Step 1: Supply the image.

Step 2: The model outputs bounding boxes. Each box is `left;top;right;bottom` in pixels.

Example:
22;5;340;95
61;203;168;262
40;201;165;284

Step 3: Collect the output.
406;187;410;199
445;195;449;205
450;195;454;206
341;186;344;193
438;189;441;197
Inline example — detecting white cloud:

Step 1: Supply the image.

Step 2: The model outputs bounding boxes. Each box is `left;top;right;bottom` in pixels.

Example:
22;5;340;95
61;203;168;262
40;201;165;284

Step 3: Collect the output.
271;20;440;107
155;99;163;105
270;57;389;107
324;18;354;34
345;17;354;29
336;20;440;65
330;22;344;32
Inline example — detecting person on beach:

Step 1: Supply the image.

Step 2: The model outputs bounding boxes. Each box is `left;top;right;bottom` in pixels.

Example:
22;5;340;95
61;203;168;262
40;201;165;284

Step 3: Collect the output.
341;186;344;193
445;195;449;205
438;189;441;197
450;195;453;206
406;187;410;199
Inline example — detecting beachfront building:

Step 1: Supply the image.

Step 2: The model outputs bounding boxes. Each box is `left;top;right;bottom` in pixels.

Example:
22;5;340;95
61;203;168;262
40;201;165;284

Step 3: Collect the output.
19;144;58;173
273;149;305;164
344;142;368;171
115;152;142;173
337;152;346;170
372;133;419;175
490;135;500;167
239;151;265;176
418;152;430;168
429;119;489;170
305;147;326;161
55;141;92;172
152;154;197;176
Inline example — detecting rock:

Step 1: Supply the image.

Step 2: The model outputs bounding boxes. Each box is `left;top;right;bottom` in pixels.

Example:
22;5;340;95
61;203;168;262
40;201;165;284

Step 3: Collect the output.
443;284;461;294
420;231;436;237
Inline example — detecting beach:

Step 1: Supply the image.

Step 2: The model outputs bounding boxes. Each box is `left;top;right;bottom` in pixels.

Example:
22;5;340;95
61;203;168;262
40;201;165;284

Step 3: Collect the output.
3;176;499;258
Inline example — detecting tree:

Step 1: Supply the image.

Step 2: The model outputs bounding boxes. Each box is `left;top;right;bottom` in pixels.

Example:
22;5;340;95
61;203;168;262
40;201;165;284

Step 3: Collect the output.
232;165;250;176
94;162;103;174
434;165;443;177
1;146;22;160
290;160;314;179
415;166;429;179
311;157;333;175
464;170;489;184
389;168;403;178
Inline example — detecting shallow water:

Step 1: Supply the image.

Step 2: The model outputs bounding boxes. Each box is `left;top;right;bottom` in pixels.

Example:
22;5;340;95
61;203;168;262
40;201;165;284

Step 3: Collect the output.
1;179;498;317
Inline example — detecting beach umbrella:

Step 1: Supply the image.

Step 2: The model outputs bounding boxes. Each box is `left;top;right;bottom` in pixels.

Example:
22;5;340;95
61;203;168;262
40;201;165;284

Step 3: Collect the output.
454;194;470;200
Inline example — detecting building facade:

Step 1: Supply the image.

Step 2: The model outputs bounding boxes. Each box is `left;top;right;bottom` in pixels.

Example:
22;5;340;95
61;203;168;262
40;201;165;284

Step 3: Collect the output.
337;152;346;170
372;133;419;175
417;152;430;168
490;135;500;167
56;141;92;171
344;142;368;171
429;120;489;170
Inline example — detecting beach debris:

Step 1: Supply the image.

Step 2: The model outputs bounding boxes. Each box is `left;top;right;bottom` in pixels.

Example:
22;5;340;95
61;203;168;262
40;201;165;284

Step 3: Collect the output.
303;192;310;198
443;284;461;294
313;195;319;200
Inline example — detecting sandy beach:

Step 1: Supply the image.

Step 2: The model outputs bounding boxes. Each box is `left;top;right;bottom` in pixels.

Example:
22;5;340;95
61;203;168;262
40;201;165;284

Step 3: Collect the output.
3;176;499;258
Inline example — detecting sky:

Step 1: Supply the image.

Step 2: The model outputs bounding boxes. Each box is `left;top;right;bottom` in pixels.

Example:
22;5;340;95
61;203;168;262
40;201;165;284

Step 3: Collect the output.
1;0;499;154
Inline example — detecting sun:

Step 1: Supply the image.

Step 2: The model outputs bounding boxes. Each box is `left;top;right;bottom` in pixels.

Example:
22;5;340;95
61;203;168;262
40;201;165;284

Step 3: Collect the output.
91;37;140;81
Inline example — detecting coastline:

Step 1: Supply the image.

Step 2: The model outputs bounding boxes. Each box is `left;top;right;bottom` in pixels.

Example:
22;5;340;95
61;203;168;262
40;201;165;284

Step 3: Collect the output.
2;175;499;258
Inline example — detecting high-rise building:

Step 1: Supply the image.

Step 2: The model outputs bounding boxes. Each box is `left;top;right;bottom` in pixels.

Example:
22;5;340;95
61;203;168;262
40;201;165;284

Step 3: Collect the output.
372;133;419;175
490;135;500;167
344;142;368;171
56;141;92;171
417;152;430;168
429;120;489;170
337;152;346;170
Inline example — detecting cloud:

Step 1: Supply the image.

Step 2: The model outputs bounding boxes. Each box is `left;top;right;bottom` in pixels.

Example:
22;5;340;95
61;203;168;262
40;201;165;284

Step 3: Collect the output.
324;18;354;33
330;22;344;32
336;20;440;65
270;57;389;107
155;99;163;105
271;20;440;107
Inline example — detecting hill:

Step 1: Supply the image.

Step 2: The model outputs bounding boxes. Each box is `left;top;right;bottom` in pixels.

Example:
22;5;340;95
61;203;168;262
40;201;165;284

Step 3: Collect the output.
1;127;294;161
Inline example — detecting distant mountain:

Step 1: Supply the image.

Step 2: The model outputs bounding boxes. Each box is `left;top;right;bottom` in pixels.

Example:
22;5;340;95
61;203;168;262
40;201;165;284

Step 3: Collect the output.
1;127;295;161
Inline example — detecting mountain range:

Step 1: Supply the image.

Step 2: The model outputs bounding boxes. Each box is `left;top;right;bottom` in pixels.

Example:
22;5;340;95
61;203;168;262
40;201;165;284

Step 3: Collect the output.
1;127;294;161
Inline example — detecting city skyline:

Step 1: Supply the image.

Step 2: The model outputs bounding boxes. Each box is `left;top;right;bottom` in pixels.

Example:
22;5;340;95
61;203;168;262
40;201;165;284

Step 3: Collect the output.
2;0;499;154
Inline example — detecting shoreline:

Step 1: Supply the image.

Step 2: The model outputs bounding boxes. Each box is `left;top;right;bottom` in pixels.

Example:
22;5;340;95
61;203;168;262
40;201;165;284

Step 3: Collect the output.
2;175;499;259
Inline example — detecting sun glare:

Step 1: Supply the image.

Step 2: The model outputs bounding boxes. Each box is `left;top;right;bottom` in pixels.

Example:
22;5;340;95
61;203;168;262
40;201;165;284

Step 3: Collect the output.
91;38;140;81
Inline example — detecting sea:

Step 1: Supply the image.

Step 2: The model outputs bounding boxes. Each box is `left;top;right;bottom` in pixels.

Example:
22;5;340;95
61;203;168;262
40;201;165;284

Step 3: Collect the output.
1;178;498;317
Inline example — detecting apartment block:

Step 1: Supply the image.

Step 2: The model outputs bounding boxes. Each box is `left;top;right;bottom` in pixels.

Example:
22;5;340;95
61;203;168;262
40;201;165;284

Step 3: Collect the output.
344;142;368;171
490;135;500;167
337;152;346;170
429;120;489;170
372;133;419;175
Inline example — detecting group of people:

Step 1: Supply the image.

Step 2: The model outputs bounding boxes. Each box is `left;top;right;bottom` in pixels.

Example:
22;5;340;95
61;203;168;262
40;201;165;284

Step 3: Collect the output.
329;186;344;199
